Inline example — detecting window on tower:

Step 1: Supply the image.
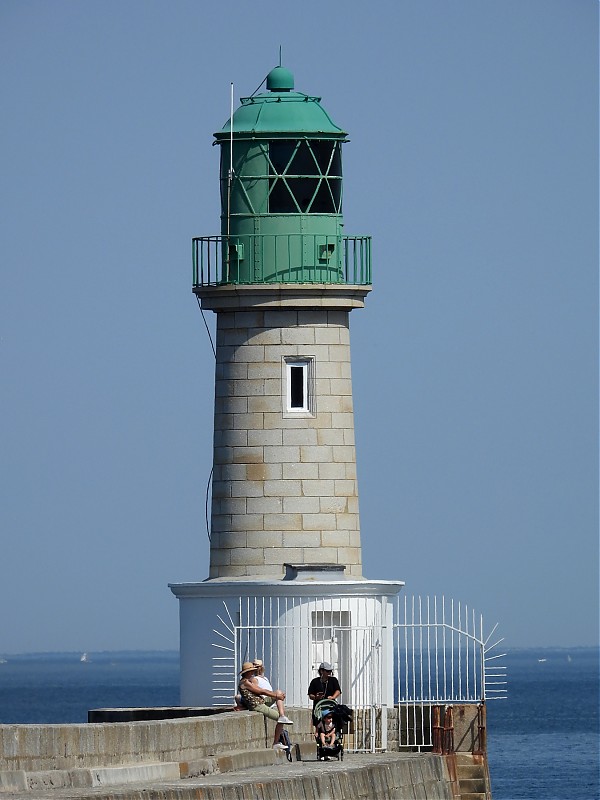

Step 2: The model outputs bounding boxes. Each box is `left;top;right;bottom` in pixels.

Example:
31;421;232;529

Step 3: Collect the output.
284;357;314;415
290;365;305;408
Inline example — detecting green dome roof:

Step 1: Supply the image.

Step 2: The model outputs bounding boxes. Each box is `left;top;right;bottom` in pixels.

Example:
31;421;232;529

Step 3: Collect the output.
266;66;294;91
215;67;346;140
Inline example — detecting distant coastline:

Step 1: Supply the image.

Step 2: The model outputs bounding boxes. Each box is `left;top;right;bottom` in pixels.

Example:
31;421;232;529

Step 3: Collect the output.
1;646;597;660
0;650;179;661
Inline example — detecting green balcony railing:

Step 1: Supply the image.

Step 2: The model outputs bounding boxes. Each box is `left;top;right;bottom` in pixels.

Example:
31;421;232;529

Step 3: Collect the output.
192;234;371;288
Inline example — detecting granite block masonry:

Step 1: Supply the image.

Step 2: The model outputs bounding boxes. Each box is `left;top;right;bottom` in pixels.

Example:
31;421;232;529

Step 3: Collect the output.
208;303;364;579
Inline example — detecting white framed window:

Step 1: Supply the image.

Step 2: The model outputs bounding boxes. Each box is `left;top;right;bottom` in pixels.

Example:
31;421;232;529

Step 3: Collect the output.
284;357;314;415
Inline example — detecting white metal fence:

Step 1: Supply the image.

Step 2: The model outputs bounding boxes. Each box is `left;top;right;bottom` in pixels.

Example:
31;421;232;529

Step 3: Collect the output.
395;595;506;749
211;594;506;752
397;595;507;703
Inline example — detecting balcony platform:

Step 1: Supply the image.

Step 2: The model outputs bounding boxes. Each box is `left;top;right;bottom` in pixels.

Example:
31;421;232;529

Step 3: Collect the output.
194;282;371;311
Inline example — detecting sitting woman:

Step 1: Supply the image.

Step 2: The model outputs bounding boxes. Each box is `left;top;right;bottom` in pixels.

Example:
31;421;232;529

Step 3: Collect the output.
237;662;293;750
234;658;281;710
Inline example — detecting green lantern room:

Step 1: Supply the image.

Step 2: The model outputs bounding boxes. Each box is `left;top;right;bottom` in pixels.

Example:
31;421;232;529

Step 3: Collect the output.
193;66;371;287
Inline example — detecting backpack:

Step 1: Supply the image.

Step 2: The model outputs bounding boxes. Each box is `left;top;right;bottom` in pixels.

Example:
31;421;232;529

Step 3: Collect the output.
279;729;293;762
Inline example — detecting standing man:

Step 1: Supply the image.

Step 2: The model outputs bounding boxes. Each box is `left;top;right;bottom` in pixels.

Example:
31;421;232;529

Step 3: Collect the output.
308;662;341;723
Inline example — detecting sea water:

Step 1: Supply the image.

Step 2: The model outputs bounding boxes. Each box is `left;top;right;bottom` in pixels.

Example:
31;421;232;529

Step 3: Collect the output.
487;647;599;800
0;652;179;724
0;647;597;799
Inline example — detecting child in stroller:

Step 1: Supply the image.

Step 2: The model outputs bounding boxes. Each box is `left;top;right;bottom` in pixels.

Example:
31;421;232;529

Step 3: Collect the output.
313;699;351;761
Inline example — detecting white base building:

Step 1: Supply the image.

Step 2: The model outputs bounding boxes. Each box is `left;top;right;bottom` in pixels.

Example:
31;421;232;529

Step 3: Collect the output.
170;568;403;709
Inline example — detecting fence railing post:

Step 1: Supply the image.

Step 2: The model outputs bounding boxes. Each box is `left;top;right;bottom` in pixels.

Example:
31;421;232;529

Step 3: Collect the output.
432;705;443;753
475;702;486;755
442;705;454;755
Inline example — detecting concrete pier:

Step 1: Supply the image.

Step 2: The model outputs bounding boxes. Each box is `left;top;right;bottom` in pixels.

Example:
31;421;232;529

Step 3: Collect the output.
0;708;491;798
14;751;477;800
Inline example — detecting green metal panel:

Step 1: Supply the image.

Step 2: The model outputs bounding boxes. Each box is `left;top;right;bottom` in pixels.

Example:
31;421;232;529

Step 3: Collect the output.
221;141;270;216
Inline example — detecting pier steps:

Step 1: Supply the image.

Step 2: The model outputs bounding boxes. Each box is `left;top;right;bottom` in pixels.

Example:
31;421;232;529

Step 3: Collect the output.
456;752;490;800
0;745;322;794
2;751;472;799
0;748;286;793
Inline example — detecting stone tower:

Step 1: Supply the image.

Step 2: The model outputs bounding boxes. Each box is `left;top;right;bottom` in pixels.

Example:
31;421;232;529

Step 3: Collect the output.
171;65;402;708
203;299;367;581
198;65;370;580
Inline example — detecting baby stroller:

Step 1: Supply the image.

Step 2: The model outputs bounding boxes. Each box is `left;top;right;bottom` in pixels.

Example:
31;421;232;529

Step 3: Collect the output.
313;699;352;762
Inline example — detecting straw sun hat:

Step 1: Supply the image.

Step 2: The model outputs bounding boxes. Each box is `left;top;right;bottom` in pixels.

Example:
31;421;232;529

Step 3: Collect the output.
239;661;256;675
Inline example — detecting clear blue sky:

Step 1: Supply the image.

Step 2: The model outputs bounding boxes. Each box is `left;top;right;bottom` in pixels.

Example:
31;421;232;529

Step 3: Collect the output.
1;0;597;653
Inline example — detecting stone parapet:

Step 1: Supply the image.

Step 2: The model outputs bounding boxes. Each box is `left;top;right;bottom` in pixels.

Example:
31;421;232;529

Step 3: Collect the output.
0;711;266;773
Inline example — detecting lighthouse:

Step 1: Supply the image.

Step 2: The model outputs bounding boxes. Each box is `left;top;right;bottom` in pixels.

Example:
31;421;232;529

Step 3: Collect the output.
170;65;403;714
